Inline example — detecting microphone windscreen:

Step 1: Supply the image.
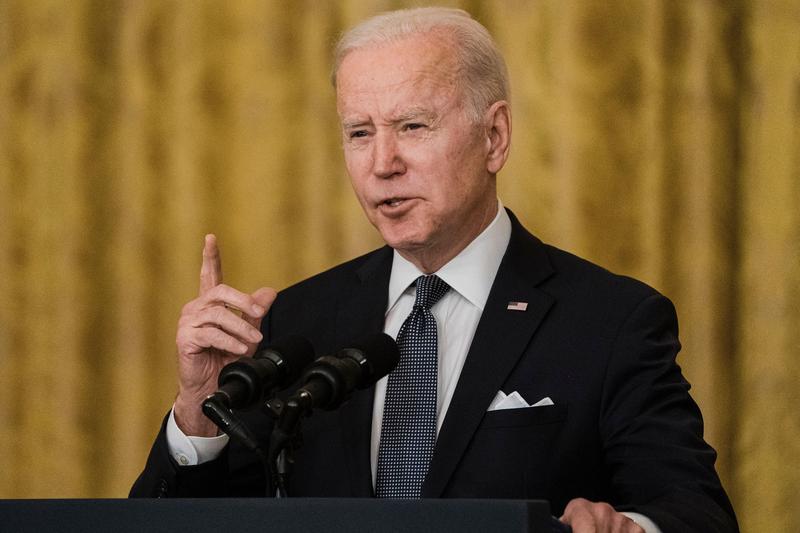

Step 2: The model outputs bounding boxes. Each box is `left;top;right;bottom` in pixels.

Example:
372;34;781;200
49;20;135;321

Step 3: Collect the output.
348;332;400;383
257;334;315;383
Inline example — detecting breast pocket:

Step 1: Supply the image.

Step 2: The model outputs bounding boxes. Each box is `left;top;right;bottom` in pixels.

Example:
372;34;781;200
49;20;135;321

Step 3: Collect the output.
481;404;568;428
444;404;568;499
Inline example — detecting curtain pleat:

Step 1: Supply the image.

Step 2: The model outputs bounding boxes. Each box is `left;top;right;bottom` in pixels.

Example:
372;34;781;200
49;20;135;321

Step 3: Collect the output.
1;1;797;530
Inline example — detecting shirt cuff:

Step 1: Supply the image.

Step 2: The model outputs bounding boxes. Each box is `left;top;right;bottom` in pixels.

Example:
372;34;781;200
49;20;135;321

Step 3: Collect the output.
621;512;662;533
165;406;229;466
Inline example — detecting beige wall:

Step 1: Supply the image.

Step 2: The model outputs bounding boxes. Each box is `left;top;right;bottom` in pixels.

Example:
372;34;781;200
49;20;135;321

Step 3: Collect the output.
1;1;798;531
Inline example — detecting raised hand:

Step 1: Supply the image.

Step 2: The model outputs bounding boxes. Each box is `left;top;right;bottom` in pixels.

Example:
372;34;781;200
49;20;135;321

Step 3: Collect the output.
173;234;277;436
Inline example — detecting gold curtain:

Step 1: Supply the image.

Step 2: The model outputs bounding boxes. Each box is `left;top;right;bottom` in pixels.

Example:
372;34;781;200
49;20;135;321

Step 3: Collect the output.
1;1;798;531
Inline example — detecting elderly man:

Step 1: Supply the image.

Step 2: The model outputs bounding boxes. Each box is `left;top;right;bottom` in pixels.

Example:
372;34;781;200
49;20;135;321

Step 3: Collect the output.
132;7;737;533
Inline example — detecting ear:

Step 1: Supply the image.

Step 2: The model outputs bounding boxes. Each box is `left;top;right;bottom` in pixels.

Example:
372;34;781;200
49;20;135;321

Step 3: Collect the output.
484;100;511;175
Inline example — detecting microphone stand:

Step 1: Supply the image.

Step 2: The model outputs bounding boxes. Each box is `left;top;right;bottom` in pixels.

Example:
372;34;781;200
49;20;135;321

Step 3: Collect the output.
266;393;312;498
259;334;399;496
202;391;312;498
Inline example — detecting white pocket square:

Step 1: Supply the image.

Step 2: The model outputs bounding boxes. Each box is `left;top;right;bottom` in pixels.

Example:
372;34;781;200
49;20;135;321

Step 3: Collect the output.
487;391;554;411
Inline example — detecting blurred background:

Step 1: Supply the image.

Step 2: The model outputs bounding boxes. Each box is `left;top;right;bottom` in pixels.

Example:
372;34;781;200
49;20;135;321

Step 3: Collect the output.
0;1;798;531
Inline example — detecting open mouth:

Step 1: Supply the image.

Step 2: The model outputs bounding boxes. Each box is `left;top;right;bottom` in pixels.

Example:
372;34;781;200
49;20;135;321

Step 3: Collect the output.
381;197;406;207
376;197;417;216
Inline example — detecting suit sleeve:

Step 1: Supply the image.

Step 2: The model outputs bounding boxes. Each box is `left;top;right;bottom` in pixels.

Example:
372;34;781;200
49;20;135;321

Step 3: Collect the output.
129;413;231;498
599;293;738;533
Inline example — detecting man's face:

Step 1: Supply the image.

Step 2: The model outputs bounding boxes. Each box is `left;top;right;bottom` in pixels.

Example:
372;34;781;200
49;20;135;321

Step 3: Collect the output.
336;33;499;271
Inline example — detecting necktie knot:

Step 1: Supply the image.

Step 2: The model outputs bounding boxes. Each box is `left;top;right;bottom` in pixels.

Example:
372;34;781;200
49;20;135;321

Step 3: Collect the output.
412;275;450;311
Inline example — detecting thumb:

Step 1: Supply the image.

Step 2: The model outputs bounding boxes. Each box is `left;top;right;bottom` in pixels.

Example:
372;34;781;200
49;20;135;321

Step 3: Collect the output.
244;287;277;328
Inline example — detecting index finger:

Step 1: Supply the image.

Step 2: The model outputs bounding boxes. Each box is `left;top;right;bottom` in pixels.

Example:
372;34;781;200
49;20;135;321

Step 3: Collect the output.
199;234;223;295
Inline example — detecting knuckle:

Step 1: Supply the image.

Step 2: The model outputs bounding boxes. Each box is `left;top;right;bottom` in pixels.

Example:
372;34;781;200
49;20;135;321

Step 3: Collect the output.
239;318;254;335
180;300;196;315
193;327;210;345
209;328;226;344
211;329;239;351
178;308;197;327
215;283;231;294
212;306;227;325
570;498;589;510
176;325;198;346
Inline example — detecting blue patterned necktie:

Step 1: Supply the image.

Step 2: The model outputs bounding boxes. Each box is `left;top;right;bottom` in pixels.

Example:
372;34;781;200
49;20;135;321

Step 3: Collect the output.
376;274;450;498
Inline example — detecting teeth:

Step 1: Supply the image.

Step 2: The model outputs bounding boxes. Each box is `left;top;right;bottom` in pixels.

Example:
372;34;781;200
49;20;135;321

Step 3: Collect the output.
384;198;403;207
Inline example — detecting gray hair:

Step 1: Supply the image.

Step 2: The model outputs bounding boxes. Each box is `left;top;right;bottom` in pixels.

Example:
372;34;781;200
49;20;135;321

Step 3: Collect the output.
332;7;510;121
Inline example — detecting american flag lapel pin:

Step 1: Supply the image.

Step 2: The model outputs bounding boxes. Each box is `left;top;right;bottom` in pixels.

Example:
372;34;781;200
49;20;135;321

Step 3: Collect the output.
507;301;528;311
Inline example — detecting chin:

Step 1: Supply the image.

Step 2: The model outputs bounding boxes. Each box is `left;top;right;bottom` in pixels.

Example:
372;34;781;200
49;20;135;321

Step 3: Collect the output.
372;217;421;245
383;237;425;253
379;230;430;253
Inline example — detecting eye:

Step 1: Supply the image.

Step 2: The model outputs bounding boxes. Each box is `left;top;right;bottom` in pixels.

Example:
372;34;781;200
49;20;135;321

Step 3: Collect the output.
404;123;426;131
349;130;368;139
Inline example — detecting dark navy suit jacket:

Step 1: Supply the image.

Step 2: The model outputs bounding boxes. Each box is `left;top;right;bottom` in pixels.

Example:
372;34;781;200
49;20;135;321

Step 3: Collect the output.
131;210;738;533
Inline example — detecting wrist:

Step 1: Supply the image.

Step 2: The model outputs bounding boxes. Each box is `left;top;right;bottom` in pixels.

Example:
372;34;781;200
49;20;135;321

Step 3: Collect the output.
174;391;219;437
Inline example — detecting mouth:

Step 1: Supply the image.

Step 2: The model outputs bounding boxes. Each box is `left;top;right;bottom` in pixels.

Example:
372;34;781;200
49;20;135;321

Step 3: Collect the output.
376;196;418;217
379;197;407;208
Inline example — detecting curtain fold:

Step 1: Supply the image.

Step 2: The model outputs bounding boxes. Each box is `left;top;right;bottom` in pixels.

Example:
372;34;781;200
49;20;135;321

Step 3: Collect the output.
1;1;797;531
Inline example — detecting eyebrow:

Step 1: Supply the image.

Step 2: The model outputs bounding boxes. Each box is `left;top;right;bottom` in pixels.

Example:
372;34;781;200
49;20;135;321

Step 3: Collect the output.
388;107;437;125
341;118;372;130
341;107;438;130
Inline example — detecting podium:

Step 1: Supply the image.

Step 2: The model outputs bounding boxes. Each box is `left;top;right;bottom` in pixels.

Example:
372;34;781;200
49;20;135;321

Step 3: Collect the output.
0;498;568;532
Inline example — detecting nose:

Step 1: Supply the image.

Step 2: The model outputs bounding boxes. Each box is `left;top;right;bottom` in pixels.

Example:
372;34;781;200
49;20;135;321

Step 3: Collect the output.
372;131;405;179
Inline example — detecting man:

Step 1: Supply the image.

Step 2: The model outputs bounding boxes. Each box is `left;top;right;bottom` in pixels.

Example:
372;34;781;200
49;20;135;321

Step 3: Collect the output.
131;7;738;533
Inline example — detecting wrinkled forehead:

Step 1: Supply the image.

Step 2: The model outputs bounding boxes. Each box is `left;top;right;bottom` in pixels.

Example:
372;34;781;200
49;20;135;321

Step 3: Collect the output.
335;33;463;111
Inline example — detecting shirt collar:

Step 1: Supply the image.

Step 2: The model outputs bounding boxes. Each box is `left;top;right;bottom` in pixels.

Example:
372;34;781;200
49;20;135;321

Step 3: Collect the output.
387;200;512;312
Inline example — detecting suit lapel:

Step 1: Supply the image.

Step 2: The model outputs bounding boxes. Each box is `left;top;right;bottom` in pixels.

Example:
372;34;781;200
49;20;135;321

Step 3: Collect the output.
334;247;393;497
423;212;556;497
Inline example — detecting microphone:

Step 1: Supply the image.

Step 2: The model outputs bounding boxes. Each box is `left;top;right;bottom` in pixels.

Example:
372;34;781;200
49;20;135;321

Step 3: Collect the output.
267;333;398;497
204;334;315;411
286;332;399;411
201;335;314;459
